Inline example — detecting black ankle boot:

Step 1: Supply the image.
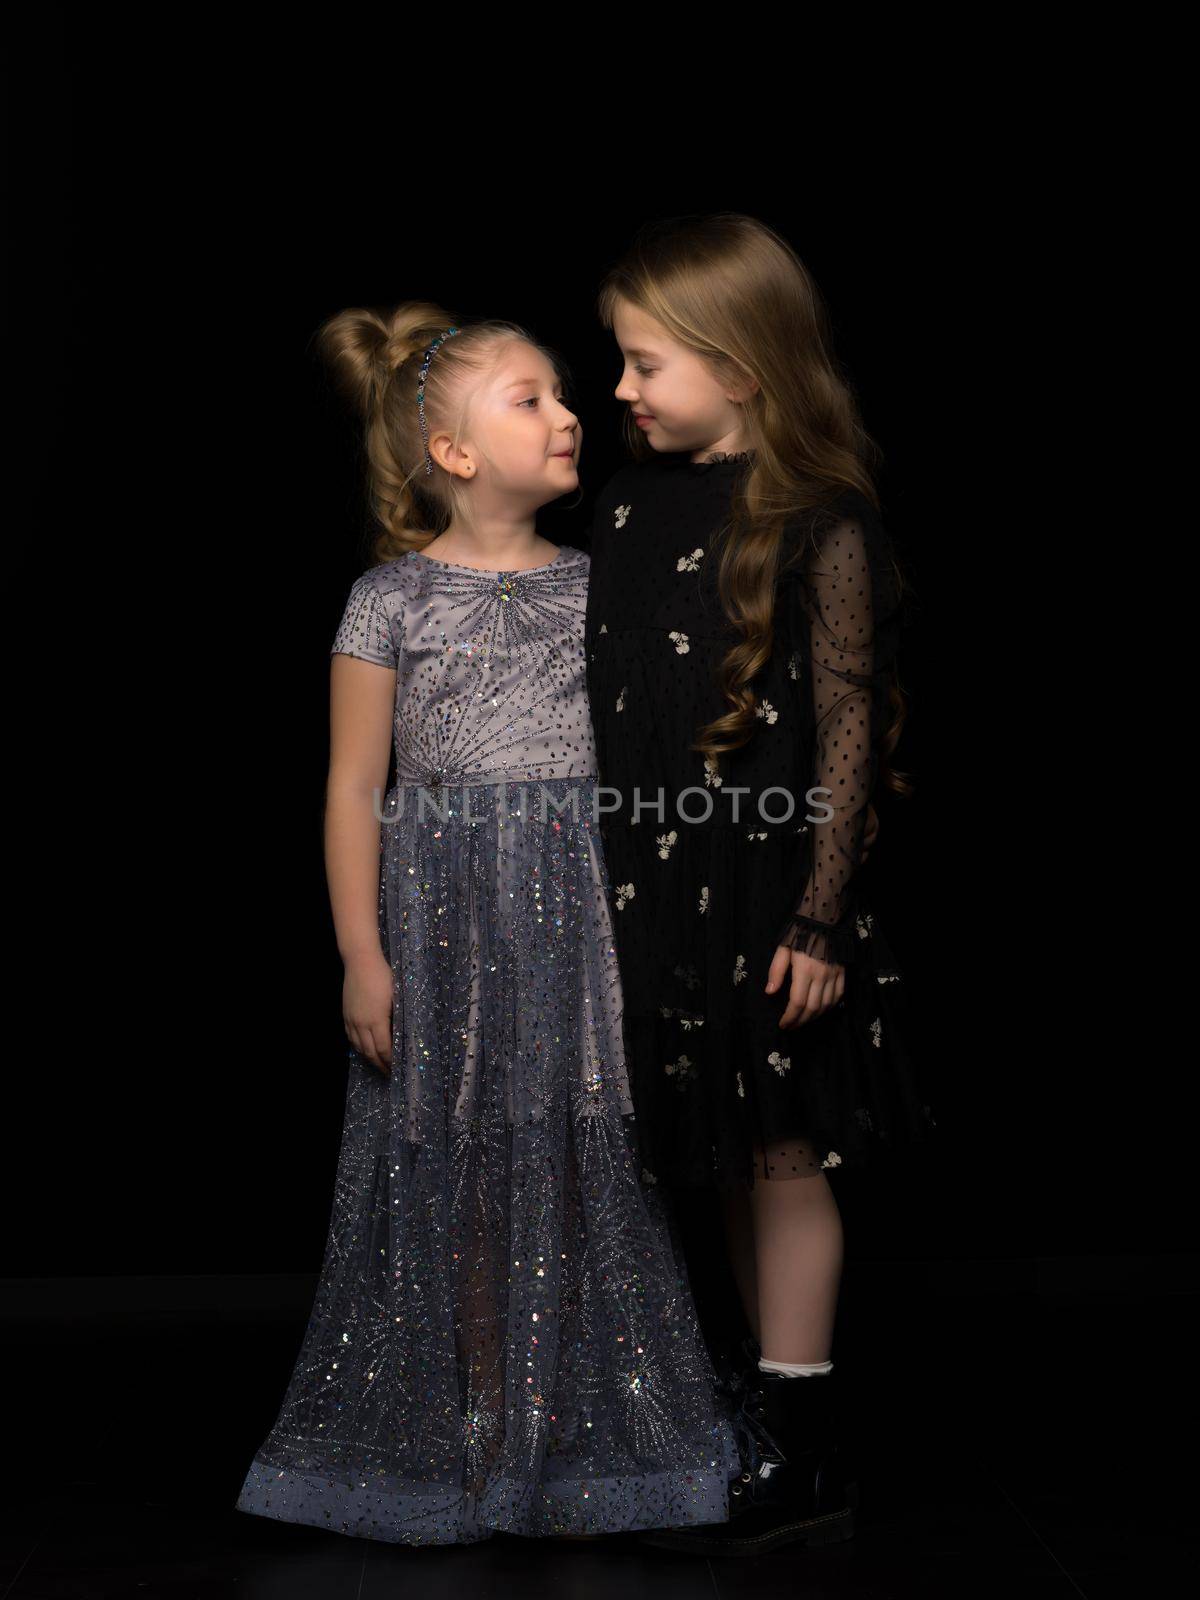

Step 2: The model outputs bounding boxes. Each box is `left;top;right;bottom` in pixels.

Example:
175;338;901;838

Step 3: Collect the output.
641;1368;855;1556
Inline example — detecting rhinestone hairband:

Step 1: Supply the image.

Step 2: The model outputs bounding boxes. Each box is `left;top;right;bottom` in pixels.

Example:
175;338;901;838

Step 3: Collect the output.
416;325;460;475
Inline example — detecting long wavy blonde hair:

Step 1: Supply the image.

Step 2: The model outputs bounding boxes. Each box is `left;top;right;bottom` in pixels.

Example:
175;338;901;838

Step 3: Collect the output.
596;214;913;799
314;301;576;566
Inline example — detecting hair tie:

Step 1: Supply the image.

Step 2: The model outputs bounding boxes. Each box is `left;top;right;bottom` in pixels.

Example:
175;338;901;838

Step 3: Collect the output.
416;326;461;475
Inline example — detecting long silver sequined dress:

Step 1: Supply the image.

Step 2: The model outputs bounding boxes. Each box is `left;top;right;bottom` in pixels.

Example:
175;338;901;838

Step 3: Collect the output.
234;543;739;1546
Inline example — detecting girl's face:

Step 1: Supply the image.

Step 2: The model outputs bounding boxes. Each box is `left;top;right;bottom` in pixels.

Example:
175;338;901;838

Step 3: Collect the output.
610;298;752;457
452;342;581;497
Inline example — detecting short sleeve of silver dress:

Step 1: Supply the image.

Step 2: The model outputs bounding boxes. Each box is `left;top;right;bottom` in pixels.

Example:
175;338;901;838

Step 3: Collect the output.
582;452;937;1191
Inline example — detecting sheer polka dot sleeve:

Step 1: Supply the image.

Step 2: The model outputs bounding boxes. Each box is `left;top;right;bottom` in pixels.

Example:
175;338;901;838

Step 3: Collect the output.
330;568;400;669
776;503;901;967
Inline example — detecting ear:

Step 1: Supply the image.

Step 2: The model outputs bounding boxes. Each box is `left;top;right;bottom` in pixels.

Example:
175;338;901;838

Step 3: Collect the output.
429;432;475;478
723;361;760;404
729;374;760;402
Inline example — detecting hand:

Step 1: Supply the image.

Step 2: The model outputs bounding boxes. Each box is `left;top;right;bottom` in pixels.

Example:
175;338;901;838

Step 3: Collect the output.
861;801;880;865
765;945;845;1028
342;948;395;1075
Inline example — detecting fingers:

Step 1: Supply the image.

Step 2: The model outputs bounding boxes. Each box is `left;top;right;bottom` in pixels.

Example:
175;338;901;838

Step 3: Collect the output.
346;1017;392;1076
787;964;823;1028
778;958;811;1028
367;1021;392;1076
764;945;792;995
776;953;846;1029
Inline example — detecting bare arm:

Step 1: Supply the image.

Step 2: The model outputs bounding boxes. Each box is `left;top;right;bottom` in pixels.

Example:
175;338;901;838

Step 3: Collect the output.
327;569;401;1071
325;653;395;965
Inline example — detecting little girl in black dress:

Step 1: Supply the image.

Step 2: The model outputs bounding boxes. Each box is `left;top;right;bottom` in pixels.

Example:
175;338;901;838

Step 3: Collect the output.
583;215;936;1555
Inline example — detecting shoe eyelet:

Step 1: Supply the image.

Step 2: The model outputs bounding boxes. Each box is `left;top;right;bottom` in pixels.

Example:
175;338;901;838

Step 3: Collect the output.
740;1471;752;1481
731;1483;743;1495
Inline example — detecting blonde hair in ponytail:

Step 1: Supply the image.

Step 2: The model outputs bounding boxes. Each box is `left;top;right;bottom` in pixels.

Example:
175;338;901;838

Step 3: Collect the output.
314;302;561;566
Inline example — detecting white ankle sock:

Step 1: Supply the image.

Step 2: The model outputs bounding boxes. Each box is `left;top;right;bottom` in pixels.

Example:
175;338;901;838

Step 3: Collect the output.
757;1357;833;1378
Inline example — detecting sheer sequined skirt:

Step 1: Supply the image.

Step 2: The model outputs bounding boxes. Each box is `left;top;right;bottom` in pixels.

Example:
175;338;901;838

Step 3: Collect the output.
235;778;738;1545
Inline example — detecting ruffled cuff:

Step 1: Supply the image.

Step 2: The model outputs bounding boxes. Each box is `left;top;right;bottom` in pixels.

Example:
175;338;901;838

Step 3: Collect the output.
774;908;861;969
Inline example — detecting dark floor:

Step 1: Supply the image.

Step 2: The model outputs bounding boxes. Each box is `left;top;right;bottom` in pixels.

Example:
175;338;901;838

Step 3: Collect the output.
1;1255;1192;1598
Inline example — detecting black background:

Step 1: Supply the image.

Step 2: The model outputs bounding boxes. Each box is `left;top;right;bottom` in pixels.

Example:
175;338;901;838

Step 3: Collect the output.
8;18;1190;1592
14;21;1170;1289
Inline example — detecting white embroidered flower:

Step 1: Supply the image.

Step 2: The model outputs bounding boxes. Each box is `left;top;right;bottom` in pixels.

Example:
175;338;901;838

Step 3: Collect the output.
703;755;723;789
856;911;875;940
656;828;678;860
614;504;631;529
659;1004;705;1028
676;546;705;572
641;1166;658;1185
821;1151;843;1169
599;622;608;635
615;685;626;712
698;885;709;915
877;971;902;984
664;1054;695;1087
668;630;690;654
787;652;802;680
733;954;747;985
870;1017;882;1047
736;1071;745;1099
768;1050;792;1076
615;882;636;910
755;698;778;724
746;830;767;841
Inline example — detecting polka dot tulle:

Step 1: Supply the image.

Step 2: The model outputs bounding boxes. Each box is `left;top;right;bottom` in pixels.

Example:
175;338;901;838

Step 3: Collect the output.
775;509;890;966
584;454;936;1190
235;546;740;1545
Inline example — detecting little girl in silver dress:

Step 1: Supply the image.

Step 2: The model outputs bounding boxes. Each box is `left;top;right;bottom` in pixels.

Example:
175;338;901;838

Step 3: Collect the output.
234;305;738;1546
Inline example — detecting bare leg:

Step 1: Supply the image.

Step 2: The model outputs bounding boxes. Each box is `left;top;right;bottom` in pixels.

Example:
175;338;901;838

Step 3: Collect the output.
719;1179;761;1344
747;1139;844;1364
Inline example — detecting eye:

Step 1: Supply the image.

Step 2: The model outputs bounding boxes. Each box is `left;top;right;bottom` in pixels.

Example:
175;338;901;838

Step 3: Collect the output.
634;364;656;377
521;394;570;408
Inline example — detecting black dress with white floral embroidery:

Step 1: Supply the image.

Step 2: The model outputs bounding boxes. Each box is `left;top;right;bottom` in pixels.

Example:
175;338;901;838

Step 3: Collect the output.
584;451;935;1190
